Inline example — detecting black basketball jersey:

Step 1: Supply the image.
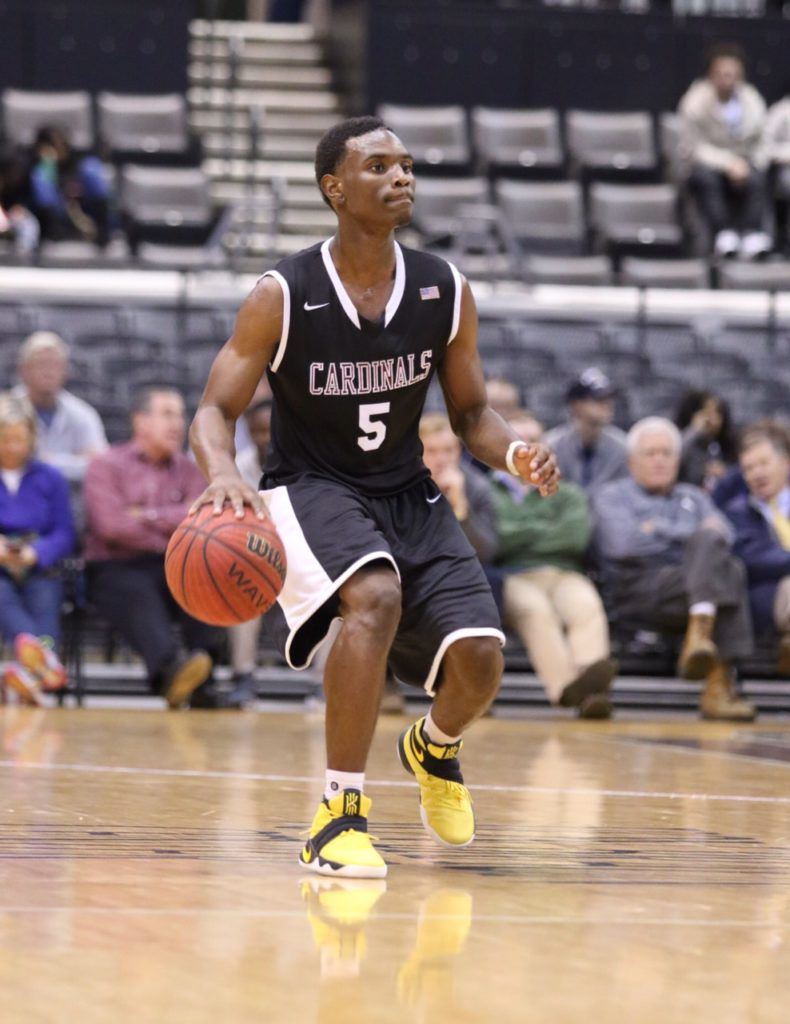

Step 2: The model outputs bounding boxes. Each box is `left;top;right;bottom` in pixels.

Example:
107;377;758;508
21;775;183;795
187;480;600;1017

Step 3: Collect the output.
261;239;462;496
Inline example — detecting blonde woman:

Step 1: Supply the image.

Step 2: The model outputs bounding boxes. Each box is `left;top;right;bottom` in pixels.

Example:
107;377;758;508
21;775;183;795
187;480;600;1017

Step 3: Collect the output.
0;393;75;703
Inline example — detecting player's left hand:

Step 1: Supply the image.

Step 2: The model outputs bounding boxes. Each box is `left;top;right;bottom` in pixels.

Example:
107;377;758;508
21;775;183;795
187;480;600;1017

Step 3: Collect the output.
513;443;560;497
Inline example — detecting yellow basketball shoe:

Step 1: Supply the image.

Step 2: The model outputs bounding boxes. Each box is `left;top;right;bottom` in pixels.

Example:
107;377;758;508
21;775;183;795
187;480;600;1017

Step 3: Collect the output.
298;789;387;879
398;718;475;847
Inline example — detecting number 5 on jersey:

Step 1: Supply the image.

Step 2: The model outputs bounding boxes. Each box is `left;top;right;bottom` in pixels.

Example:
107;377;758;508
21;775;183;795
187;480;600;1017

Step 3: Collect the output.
357;402;391;452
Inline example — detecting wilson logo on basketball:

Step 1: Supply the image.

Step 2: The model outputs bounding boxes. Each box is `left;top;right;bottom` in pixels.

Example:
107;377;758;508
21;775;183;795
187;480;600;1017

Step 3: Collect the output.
246;533;287;581
227;562;273;610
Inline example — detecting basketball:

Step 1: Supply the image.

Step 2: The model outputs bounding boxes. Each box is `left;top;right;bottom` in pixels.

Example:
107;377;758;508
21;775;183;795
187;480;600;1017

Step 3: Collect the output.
165;505;287;627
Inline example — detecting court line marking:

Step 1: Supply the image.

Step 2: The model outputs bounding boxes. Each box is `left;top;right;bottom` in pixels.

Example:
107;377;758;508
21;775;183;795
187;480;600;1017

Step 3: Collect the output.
0;906;785;928
1;759;789;805
590;734;790;772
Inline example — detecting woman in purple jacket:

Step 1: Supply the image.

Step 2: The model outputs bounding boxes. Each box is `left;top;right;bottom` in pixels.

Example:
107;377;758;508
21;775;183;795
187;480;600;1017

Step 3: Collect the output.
0;393;75;703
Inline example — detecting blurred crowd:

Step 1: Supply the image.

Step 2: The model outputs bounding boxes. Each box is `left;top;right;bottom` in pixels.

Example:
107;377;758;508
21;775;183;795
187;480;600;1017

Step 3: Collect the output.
1;326;789;720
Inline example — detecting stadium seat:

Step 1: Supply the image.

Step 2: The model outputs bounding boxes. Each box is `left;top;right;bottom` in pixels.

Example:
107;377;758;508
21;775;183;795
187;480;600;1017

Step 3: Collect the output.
589;183;683;256
495;180;586;255
619;257;709;289
2;89;94;150
522;254;612;286
377;104;471;173
471;107;564;178
97;93;195;163
565;110;657;181
410;177;489;242
717;261;790;291
120;165;216;250
658;112;685;181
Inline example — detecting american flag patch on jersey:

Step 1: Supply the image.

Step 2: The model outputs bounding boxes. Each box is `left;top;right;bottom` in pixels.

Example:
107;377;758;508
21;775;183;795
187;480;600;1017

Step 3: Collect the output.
420;286;440;300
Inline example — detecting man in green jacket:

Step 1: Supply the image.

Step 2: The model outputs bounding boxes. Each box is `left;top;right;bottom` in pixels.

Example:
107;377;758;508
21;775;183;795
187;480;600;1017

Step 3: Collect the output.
493;411;617;718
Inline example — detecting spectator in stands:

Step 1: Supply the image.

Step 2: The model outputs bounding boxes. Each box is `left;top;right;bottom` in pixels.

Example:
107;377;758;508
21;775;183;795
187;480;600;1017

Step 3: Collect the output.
712;417;790;511
0;393;74;705
227;398;273;701
724;423;790;673
679;43;770;259
485;377;521;420
15;331;107;484
26;125;113;248
758;90;790;250
675;389;737;492
544;368;627;493
84;386;244;710
493;410;616;719
0;150;39;255
593;416;756;721
420;412;497;563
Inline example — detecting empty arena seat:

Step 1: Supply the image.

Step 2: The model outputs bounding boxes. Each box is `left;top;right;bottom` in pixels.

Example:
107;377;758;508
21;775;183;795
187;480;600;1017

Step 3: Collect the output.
523;254;612;286
471;107;564;177
97;93;191;159
589;183;682;253
410;177;489;240
377;104;471;171
2;89;94;149
717;261;790;291
120;165;216;249
495;180;585;254
620;257;709;289
565;110;657;178
658;112;686;180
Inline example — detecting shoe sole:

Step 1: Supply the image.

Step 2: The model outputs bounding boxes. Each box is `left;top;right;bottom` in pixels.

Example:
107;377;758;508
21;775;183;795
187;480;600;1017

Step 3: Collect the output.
16;639;66;691
4;673;44;707
298;853;387;879
578;693;614;720
559;659;617;708
166;654;213;709
398;728;475;849
678;649;716;681
700;708;757;722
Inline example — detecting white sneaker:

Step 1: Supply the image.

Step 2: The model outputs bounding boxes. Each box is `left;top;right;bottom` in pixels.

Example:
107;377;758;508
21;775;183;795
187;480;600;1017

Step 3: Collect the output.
739;231;772;260
714;229;740;257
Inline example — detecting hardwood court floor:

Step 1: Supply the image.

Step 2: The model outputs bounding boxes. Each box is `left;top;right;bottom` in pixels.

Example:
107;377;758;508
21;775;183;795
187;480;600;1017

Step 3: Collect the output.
1;707;789;1024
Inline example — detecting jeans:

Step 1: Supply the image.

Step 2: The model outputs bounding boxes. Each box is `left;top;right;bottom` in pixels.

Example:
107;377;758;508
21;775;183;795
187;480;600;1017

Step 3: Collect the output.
689;163;768;237
0;570;63;646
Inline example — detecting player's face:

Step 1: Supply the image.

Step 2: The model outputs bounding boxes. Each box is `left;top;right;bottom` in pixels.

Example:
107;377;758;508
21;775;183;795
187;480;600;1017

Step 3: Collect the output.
630;429;680;493
741;440;789;503
134;391;186;459
334;130;415;226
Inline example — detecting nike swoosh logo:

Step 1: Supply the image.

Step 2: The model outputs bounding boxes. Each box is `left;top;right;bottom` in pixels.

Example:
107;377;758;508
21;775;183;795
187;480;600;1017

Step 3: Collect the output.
426;494;442;504
304;301;330;311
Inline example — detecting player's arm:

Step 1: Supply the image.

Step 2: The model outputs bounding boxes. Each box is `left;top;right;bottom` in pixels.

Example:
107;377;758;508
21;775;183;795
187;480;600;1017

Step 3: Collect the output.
438;278;559;496
189;276;283;518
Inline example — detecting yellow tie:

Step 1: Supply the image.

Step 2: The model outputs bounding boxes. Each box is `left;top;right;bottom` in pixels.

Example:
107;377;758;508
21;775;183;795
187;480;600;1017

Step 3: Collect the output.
769;498;790;551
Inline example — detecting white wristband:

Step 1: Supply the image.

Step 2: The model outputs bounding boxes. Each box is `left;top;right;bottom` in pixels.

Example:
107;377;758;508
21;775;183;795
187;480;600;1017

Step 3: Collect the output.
506;440;529;477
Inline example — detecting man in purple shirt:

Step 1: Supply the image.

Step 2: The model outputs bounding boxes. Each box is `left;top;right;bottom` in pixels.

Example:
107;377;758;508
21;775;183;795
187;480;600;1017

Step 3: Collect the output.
84;386;238;709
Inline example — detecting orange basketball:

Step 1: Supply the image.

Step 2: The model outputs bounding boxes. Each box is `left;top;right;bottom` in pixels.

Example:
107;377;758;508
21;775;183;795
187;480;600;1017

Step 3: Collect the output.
165;505;287;626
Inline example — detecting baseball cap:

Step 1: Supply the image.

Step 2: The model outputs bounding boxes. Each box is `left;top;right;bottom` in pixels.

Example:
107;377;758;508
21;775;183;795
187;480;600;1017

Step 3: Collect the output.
566;367;616;402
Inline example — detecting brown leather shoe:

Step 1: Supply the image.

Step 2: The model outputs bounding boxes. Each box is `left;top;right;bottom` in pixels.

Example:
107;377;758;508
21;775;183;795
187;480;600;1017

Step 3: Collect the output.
677;613;718;680
559;657;618;710
777;636;790;677
164;651;213;709
700;660;756;722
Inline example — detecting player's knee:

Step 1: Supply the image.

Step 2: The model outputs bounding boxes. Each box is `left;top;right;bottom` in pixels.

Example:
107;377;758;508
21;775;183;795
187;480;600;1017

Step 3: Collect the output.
445;636;503;700
341;567;402;636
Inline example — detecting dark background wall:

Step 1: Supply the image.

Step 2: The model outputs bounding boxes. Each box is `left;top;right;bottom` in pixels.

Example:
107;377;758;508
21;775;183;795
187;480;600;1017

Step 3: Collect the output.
335;0;790;115
0;0;191;94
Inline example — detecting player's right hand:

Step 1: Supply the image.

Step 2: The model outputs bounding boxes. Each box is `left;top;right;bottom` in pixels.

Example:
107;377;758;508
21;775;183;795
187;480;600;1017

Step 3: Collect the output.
189;473;267;521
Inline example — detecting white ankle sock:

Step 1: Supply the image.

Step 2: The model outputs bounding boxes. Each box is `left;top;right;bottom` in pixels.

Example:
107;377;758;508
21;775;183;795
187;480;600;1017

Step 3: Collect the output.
423;709;461;746
324;770;365;801
690;602;715;617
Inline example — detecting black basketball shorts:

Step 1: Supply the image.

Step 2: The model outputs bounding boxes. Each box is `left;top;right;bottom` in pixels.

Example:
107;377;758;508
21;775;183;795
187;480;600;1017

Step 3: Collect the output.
260;473;504;693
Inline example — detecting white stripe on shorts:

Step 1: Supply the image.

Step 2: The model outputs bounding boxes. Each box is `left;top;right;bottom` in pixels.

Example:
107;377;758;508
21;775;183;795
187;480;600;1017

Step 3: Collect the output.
260;485;400;670
422;627;506;697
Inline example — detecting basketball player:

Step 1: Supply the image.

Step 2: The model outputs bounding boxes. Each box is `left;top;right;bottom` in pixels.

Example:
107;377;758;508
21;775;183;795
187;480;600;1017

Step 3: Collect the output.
190;117;560;878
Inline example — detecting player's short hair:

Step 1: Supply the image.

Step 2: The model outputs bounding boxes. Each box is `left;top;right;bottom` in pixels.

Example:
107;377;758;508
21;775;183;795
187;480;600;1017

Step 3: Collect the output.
419;412;454;440
705;41;746;73
627;416;682;455
314;116;389;209
18;330;69;365
130;385;182;416
739;421;790;459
